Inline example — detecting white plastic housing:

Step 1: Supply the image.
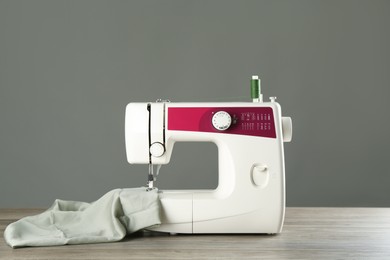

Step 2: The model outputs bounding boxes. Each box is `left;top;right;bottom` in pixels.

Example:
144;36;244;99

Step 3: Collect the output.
125;101;292;234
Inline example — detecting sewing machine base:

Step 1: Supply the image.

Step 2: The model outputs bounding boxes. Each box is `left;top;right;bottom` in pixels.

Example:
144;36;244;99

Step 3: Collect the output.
147;190;285;234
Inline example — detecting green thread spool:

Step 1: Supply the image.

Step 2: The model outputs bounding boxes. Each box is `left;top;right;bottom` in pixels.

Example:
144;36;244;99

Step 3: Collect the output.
251;75;261;101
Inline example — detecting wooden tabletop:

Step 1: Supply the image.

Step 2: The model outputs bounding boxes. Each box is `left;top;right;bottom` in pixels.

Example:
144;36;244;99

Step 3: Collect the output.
1;207;389;259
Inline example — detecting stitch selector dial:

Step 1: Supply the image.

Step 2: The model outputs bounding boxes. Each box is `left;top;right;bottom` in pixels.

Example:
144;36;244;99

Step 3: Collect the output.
212;111;232;131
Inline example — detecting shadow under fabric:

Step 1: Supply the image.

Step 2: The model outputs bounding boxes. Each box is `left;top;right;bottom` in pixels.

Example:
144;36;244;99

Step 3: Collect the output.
4;188;161;248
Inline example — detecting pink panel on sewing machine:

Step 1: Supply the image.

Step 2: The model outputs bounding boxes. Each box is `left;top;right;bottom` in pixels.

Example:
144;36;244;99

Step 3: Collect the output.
168;107;276;138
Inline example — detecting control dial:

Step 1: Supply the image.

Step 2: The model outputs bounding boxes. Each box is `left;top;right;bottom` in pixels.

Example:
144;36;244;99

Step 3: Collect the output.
212;111;232;131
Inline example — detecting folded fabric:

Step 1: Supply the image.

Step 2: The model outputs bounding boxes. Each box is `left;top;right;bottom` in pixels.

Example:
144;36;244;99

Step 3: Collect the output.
4;187;161;248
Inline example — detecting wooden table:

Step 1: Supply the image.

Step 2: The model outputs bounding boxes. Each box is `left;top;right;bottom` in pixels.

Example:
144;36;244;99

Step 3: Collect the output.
1;208;389;259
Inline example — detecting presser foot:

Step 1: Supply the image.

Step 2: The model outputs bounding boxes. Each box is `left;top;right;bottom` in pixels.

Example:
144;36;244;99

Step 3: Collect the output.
146;187;157;191
145;182;158;191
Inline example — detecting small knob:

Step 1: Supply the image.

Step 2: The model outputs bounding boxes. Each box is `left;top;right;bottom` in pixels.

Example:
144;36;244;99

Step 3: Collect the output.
212;111;232;131
150;142;165;157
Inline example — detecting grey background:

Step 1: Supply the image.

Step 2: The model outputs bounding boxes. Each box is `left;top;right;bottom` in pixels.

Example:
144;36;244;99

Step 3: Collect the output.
1;0;389;208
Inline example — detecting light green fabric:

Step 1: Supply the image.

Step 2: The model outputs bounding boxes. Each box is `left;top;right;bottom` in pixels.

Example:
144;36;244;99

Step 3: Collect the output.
4;188;161;248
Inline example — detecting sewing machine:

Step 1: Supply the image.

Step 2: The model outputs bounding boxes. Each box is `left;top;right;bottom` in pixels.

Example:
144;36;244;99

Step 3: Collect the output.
125;76;292;234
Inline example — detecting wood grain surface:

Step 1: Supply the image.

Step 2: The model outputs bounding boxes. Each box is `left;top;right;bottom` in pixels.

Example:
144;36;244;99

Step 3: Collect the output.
1;208;390;259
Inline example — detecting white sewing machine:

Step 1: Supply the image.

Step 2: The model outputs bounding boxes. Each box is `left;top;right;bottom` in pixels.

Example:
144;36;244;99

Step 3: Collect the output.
125;76;292;234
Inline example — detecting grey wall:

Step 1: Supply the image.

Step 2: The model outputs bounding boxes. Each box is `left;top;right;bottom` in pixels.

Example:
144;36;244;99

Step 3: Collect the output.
1;0;389;208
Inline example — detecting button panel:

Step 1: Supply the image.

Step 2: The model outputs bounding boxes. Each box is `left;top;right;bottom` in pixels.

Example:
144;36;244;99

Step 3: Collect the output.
168;107;276;138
